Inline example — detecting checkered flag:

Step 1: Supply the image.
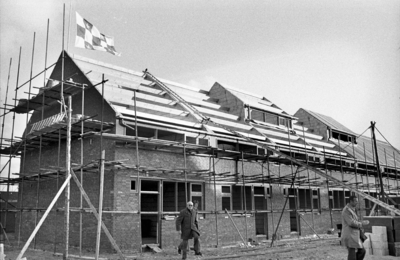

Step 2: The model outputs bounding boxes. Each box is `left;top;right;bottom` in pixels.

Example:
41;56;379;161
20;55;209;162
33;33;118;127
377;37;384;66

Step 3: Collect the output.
75;12;121;56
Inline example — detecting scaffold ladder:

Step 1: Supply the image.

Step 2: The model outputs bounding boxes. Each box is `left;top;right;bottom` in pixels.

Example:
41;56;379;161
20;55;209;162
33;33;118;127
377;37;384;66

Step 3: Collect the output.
143;70;400;216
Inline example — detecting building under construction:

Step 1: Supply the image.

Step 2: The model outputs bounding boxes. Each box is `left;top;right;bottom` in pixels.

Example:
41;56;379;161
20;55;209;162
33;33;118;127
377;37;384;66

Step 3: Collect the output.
1;50;400;257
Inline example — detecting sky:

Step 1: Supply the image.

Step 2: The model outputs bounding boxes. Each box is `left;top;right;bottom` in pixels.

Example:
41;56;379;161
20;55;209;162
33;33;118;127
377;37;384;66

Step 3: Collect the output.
1;0;400;188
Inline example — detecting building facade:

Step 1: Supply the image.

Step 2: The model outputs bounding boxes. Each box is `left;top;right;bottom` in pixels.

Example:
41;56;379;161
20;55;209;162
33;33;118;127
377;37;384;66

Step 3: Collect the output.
2;51;399;253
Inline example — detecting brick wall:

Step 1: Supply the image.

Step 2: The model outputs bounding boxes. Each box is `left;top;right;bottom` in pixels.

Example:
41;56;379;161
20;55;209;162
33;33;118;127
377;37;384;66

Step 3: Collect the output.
209;82;246;120
16;127;374;253
294;108;329;140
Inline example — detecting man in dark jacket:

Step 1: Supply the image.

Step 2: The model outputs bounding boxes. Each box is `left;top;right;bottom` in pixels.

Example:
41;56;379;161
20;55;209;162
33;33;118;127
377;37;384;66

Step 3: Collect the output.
176;201;202;259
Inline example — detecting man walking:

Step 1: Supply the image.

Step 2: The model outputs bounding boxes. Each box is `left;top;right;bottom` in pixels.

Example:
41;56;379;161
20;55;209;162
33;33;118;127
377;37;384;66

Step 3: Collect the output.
341;195;369;260
176;201;202;259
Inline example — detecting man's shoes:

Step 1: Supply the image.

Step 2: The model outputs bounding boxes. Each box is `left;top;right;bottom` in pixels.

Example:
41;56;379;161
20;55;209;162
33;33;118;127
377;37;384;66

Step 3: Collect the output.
178;248;181;254
195;252;203;256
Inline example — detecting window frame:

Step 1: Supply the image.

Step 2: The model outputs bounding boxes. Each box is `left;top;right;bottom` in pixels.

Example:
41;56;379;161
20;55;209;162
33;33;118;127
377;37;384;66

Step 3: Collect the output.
161;181;205;213
221;185;232;211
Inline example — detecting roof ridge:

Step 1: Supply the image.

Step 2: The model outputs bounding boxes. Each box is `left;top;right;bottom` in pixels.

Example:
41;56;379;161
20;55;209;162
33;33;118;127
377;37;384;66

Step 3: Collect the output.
215;81;265;99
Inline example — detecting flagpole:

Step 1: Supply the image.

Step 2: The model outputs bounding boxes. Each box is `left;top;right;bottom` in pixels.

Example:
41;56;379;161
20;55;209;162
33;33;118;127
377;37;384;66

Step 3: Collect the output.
62;3;71;260
67;0;72;52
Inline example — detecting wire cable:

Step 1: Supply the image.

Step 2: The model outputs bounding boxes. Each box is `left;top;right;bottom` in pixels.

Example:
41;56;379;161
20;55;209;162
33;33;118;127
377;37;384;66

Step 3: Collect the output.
375;126;400;155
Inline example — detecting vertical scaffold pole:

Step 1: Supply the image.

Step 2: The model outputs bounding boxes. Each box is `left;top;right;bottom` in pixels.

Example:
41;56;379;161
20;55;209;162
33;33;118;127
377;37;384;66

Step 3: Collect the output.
184;144;188;202
267;155;274;237
393;152;399;196
133;89;142;252
19;32;35;245
33;19;49;249
63;96;72;260
384;149;390;192
14;47;22;246
301;125;314;228
323;147;333;229
95;150;105;260
79;83;85;257
1;57;12;232
286;128;299;237
337;134;346;208
62;4;69;258
362;143;373;213
212;149;219;247
351;141;361;214
53;129;62;254
369;128;379;200
241;152;248;243
370;122;385;203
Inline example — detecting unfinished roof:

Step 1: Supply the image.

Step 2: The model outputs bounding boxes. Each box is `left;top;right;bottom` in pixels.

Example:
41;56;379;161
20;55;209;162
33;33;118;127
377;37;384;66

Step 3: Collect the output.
301;108;356;135
332;134;400;168
211;82;294;119
10;51;398;169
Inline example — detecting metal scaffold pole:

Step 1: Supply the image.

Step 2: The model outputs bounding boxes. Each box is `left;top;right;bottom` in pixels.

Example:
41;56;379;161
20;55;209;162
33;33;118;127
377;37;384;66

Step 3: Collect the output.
63;96;72;260
14;47;22;246
212;149;219;247
370;122;386;203
323;147;333;229
79;82;85;257
241;152;248;243
95;150;105;260
1;57;12;233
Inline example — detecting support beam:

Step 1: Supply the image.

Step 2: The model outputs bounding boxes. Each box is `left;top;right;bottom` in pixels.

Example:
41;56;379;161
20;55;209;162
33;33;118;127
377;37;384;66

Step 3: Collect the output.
70;168;126;260
95;150;105;260
224;209;248;248
16;174;72;260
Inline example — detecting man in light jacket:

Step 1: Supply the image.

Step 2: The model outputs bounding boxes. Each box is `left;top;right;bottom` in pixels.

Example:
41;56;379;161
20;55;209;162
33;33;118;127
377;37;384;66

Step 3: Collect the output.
341;195;369;260
176;201;202;260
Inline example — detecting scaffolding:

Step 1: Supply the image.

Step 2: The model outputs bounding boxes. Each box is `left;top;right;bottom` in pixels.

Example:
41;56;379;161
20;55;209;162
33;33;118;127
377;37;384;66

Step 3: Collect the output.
1;20;400;260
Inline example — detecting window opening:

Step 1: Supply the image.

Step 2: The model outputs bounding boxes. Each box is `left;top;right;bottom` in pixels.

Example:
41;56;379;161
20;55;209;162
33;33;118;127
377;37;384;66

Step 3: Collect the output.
238;143;257;154
218;140;237;151
141;180;159;192
329;190;352;209
126;125;156;138
162;182;204;212
221;185;232;210
254;186;267;235
198;138;209;146
331;130;355;143
232;185;252;211
192;184;202;192
254;187;266;210
130;180;136;191
263;112;278;125
186;136;197;144
158;129;184;142
191;183;203;211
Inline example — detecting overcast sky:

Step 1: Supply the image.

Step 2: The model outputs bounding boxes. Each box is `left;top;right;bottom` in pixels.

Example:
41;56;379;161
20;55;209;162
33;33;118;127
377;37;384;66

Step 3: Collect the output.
1;0;399;186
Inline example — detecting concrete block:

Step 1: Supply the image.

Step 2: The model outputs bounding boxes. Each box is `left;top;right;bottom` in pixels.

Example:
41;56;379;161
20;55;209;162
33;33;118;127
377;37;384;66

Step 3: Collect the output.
365;248;372;255
372;226;387;234
394;244;400;257
370;233;387;242
371;240;389;249
372;248;389;256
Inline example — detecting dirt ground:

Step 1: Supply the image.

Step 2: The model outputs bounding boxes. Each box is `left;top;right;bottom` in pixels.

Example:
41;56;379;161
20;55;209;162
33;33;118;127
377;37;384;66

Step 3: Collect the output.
2;235;399;260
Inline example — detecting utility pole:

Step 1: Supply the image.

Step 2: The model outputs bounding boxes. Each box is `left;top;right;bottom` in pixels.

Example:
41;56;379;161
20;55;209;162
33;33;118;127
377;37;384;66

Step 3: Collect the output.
370;121;386;204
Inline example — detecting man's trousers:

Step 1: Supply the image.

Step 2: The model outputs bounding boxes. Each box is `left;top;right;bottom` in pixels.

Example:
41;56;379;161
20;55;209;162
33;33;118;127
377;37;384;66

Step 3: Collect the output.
178;230;200;259
347;247;366;260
